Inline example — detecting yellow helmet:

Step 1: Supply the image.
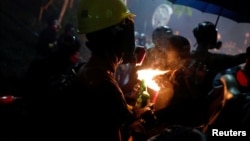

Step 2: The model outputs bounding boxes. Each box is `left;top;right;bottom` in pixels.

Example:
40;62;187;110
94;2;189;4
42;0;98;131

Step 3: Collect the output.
77;0;135;34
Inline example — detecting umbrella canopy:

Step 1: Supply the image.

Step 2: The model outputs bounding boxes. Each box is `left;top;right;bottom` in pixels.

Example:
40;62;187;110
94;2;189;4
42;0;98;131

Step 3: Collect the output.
167;0;250;25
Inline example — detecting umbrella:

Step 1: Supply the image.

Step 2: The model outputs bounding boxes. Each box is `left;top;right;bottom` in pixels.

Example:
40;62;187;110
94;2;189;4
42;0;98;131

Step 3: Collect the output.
167;0;250;25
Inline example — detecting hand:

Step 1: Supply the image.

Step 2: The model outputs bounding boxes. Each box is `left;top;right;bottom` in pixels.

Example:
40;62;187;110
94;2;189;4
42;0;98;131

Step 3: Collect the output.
133;105;151;119
133;104;158;129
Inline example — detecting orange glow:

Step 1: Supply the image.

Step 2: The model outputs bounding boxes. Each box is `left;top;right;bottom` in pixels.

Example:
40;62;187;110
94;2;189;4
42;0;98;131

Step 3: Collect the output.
137;69;168;91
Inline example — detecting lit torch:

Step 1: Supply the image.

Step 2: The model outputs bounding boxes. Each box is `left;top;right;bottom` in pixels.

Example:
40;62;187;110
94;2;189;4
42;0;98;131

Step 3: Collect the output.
137;69;168;104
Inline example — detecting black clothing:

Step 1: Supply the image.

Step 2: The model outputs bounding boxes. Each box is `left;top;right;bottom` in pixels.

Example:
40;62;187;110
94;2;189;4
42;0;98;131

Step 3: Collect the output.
19;49;83;140
190;51;246;96
70;62;133;141
36;26;58;57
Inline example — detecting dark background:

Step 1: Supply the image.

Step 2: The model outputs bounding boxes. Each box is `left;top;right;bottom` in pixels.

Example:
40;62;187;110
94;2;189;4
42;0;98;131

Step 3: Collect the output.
0;0;80;95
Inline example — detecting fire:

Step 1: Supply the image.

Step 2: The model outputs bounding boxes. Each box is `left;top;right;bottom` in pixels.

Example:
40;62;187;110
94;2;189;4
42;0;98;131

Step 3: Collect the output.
137;69;168;91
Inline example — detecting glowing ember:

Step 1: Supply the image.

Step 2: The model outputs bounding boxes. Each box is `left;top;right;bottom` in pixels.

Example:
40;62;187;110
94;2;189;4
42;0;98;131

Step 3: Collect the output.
137;69;168;91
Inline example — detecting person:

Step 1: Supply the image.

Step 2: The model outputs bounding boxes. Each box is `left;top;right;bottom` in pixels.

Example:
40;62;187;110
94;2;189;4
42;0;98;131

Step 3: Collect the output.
205;73;250;141
136;26;174;111
36;16;61;58
21;32;82;140
190;21;246;97
203;48;250;140
69;0;148;140
188;21;248;134
213;46;250;94
153;35;207;127
144;35;207;140
28;33;82;93
119;26;172;108
140;25;174;70
237;46;250;93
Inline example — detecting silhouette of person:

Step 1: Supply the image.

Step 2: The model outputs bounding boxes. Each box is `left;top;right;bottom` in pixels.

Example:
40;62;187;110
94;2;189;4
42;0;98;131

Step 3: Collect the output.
191;21;246;97
153;35;207;126
140;25;174;70
213;46;250;94
239;46;250;92
67;0;148;140
21;32;82;140
144;35;207;140
136;26;174;112
36;16;60;58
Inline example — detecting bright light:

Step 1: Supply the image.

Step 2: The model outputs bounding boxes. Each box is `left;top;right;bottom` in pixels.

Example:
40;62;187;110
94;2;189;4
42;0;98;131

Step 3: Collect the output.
137;69;168;91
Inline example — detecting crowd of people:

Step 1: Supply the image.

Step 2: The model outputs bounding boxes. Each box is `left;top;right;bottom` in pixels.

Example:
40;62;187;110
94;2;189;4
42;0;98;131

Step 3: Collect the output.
1;0;249;141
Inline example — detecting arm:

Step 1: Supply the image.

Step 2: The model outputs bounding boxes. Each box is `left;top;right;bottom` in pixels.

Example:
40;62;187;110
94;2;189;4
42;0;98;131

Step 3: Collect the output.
208;53;246;72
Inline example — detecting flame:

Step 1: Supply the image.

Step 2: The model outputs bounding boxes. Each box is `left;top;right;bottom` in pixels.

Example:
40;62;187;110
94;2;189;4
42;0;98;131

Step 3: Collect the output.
137;69;168;91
